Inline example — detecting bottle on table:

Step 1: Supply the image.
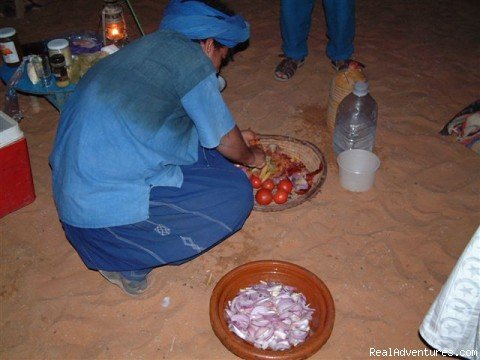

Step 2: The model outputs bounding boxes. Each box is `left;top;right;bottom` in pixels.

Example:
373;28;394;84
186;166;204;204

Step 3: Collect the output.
49;54;70;88
333;81;378;156
30;55;52;87
47;39;72;67
0;27;23;67
3;57;26;122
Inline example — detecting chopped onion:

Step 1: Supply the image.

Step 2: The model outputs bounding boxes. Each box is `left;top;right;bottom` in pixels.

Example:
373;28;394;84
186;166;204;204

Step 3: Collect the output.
290;172;309;191
225;281;315;351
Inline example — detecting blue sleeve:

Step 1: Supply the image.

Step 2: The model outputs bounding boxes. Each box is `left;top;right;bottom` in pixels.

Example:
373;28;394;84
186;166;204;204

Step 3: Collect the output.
181;73;236;149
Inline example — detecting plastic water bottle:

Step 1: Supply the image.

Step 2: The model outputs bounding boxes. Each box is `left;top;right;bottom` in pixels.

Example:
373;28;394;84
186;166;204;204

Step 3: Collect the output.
3;57;26;122
4;87;22;122
333;81;377;155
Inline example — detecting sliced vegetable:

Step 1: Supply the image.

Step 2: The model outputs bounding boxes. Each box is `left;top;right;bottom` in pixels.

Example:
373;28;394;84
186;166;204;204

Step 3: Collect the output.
259;156;276;182
225;281;315;351
290;172;309;192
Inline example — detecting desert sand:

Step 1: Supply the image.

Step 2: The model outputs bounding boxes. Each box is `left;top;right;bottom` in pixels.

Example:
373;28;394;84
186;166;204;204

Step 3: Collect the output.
1;0;479;359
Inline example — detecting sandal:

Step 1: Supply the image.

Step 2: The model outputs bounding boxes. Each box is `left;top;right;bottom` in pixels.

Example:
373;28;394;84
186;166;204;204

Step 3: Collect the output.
274;55;305;81
331;59;365;72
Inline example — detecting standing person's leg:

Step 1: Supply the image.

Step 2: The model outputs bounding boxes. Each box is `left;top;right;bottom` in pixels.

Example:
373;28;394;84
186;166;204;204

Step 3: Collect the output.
275;0;316;81
323;0;356;63
281;0;316;61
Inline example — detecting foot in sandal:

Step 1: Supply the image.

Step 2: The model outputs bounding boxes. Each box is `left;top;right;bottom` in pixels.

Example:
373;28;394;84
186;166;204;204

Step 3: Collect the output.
274;55;305;81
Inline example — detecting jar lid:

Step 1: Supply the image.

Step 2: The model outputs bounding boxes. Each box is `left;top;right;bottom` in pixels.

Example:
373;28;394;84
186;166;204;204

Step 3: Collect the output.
49;53;66;64
0;27;16;38
47;38;69;51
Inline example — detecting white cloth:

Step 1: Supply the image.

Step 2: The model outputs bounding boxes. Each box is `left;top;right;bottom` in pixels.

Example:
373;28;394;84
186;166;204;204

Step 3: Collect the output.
420;226;480;359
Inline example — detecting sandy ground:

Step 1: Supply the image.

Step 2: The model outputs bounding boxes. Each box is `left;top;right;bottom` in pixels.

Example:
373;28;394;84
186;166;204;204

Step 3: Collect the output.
1;1;479;359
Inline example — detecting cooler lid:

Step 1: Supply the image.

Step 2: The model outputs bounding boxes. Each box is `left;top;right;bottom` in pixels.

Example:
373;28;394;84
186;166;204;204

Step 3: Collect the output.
0;111;24;148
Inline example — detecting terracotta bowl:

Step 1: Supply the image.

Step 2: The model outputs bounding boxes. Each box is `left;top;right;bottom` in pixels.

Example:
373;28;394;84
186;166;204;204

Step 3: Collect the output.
209;260;335;360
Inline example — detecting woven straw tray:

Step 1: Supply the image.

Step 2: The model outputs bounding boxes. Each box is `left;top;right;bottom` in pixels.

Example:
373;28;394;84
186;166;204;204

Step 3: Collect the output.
252;135;327;212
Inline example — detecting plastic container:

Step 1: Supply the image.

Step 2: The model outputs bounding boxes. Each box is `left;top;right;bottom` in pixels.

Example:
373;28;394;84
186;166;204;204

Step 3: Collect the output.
337;149;380;192
4;88;21;121
0;27;22;67
326;61;366;130
0;111;36;218
333;81;377;156
47;38;72;67
68;32;103;55
3;58;26;122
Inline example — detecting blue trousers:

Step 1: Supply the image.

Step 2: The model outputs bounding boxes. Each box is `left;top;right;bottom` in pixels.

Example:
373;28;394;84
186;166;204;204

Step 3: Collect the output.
61;148;253;280
281;0;356;61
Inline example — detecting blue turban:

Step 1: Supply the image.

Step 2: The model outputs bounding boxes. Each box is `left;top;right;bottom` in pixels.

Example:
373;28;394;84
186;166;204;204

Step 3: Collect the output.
159;0;249;48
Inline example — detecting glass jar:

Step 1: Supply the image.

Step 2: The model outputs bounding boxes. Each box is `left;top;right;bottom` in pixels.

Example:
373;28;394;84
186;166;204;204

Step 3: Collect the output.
30;55;52;87
47;38;72;67
0;27;22;67
49;54;70;88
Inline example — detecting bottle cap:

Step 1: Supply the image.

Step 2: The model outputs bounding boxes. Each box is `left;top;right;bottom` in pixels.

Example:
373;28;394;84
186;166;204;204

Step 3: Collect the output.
47;39;69;51
353;81;369;96
0;27;16;38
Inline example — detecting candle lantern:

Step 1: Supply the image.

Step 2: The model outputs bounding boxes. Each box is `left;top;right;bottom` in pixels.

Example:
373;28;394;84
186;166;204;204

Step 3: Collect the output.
102;0;128;47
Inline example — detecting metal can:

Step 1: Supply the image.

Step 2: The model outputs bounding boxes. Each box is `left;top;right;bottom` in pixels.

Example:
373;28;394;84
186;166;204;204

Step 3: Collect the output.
0;27;22;67
49;54;70;88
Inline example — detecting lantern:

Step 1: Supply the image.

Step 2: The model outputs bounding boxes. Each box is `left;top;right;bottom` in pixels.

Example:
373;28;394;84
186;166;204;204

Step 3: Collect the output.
102;0;128;47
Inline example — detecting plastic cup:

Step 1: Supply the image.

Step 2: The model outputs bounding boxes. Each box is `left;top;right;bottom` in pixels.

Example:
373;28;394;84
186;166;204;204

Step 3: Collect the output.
337;149;380;192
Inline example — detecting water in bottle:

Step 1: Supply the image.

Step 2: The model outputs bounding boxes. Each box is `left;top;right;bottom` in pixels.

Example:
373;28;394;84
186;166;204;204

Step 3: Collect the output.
333;81;377;156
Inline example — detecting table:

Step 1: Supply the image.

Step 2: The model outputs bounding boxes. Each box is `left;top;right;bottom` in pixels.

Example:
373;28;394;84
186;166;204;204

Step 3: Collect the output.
420;226;480;359
1;62;75;111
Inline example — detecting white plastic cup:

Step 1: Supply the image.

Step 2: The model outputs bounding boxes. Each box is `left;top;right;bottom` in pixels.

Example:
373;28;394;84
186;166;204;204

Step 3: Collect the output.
337;149;380;192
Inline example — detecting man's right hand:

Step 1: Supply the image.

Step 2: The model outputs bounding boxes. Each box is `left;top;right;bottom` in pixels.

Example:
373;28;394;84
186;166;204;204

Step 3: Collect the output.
217;126;266;168
246;146;266;168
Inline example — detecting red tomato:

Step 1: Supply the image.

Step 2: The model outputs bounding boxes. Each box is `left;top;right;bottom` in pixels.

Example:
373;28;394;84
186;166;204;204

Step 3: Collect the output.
250;174;262;189
273;189;289;204
277;178;293;194
255;188;273;205
261;179;275;191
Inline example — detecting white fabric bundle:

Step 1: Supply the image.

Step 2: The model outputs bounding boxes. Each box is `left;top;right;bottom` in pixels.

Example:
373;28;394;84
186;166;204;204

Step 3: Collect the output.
420;226;480;359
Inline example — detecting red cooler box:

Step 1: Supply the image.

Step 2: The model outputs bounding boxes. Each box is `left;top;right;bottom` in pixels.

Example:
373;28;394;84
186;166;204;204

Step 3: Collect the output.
0;111;36;218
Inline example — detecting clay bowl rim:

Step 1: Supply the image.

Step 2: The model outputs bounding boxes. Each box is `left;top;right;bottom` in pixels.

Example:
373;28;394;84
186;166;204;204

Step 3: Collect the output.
209;260;335;360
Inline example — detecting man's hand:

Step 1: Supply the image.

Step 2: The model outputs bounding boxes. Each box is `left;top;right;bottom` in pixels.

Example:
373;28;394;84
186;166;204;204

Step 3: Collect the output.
217;126;266;168
240;129;260;145
247;146;266;168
